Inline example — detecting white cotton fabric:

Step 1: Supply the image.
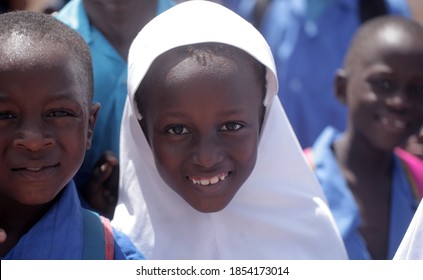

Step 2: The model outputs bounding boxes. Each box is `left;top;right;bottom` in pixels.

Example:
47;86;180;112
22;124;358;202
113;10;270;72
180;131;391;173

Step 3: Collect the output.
394;199;423;259
112;0;347;260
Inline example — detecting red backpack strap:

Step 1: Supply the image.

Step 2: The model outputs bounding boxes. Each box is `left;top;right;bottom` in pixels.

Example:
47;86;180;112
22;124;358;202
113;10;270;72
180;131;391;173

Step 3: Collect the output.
82;209;115;260
100;216;115;260
303;147;316;171
395;148;423;201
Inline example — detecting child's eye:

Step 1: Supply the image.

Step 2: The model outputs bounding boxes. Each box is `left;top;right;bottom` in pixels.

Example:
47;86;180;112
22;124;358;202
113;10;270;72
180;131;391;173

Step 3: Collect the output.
0;112;16;120
46;110;74;118
369;78;394;93
408;84;423;97
167;125;190;135
220;122;244;131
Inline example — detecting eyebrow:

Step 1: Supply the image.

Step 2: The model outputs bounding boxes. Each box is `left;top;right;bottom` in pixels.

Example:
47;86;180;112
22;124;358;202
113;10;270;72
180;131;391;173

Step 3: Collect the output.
0;90;81;102
159;108;247;118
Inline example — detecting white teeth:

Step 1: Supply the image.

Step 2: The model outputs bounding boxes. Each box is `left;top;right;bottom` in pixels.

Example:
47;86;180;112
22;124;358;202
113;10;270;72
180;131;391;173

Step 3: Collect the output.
210;177;219;184
200;179;209;186
190;172;228;186
26;167;42;171
381;117;405;129
381;118;389;125
394;120;405;128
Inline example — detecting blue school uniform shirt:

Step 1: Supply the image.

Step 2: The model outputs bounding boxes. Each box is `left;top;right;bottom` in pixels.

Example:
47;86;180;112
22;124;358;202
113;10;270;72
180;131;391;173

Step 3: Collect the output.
2;181;143;260
260;0;410;148
55;0;175;187
309;127;420;259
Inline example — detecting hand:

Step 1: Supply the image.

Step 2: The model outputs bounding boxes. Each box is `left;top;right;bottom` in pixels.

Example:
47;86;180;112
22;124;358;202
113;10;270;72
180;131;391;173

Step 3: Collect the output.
0;228;6;244
81;151;119;220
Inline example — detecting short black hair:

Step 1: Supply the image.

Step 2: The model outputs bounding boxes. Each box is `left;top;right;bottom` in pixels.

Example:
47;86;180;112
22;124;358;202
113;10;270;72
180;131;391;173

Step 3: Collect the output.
344;15;423;69
0;10;93;101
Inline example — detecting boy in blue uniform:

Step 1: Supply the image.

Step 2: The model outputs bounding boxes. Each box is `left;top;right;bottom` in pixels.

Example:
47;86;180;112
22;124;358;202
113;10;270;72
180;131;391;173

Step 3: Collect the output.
305;15;423;259
0;11;142;259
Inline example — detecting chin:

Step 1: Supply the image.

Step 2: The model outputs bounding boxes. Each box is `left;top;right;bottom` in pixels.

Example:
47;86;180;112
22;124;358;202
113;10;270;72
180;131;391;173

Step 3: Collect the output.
187;198;232;213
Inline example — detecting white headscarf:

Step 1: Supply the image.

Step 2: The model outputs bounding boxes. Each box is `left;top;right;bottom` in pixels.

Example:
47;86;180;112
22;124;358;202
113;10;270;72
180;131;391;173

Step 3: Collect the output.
112;0;347;260
394;199;423;259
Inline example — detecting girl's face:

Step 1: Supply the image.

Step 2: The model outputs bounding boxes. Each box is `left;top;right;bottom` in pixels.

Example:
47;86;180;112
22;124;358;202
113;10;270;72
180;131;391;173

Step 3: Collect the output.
138;48;265;212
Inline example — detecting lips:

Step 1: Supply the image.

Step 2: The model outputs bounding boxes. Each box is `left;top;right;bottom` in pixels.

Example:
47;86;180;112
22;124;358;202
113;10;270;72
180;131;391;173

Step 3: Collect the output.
12;163;59;172
188;172;229;186
11;163;60;181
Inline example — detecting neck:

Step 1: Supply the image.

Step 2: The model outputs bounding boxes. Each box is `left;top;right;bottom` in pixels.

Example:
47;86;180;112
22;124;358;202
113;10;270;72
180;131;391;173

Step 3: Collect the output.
333;129;393;177
0;198;54;257
83;0;158;60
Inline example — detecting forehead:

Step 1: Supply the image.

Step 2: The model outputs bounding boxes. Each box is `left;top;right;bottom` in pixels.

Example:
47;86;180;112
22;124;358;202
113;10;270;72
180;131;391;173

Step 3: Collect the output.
138;46;264;116
1;35;69;68
0;37;87;103
145;45;262;89
351;26;423;67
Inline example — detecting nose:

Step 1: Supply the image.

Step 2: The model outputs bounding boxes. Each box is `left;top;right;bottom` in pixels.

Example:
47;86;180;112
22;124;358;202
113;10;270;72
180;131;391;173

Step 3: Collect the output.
385;88;410;112
189;133;224;168
13;121;54;151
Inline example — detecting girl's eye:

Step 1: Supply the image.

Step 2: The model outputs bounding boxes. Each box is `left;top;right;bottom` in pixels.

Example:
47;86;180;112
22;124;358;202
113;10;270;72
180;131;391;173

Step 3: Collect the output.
0;112;16;120
167;125;190;135
220;122;244;131
47;110;74;118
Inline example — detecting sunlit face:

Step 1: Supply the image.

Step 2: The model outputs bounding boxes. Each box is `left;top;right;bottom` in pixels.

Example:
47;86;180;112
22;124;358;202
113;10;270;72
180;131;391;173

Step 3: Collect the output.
339;27;423;151
138;47;265;212
0;40;98;206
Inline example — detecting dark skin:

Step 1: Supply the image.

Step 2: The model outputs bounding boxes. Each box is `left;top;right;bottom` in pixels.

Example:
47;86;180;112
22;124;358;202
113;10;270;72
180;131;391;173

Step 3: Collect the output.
333;20;423;259
137;46;266;212
79;0;161;219
83;0;158;60
0;40;99;256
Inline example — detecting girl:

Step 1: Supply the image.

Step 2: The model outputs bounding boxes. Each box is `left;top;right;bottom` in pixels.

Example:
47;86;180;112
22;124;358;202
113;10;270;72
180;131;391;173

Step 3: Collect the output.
112;1;347;260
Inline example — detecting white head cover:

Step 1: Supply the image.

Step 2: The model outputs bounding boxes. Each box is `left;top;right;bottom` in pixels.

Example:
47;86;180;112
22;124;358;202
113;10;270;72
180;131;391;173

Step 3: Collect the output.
394;199;423;259
112;0;347;260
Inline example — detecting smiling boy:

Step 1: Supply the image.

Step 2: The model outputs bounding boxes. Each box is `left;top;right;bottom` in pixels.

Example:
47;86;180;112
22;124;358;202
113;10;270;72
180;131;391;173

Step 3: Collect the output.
0;11;142;259
305;15;423;259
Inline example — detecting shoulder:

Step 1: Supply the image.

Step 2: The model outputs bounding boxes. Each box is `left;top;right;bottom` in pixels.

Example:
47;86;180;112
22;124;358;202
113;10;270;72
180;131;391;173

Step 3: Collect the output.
385;0;412;16
112;228;145;260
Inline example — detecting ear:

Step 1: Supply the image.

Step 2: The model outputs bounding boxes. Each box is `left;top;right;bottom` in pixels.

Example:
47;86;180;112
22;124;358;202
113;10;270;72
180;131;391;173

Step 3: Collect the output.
334;69;348;105
86;102;101;150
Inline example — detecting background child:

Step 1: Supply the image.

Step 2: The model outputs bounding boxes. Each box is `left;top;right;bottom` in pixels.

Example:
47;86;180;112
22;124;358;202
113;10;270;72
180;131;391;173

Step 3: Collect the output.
304;15;423;259
111;1;347;260
0;11;142;259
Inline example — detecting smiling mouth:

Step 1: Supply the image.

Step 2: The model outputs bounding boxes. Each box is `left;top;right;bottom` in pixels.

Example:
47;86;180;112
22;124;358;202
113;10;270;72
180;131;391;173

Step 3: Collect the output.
380;116;406;129
12;163;60;172
188;172;229;186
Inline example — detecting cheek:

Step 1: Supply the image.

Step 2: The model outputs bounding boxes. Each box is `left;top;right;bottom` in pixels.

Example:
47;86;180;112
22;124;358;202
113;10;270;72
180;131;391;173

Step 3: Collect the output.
231;136;259;176
151;141;183;181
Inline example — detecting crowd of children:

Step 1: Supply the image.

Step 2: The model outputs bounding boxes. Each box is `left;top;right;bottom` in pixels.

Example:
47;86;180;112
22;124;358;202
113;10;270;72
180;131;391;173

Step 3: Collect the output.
0;0;422;260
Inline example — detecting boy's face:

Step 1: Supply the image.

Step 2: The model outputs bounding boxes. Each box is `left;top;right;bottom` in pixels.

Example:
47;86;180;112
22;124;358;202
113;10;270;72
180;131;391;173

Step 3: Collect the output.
0;40;98;206
139;50;265;213
338;27;423;150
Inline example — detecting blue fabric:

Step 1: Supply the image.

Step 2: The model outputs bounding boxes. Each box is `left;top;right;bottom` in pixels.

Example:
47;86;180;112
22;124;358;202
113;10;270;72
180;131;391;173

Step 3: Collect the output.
311;127;420;259
260;0;411;148
2;181;143;260
222;0;257;23
55;0;175;187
